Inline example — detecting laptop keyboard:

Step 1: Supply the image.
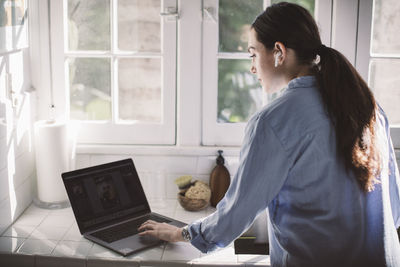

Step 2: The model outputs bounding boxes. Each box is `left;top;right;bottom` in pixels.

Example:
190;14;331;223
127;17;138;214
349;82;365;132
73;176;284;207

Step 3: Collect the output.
91;214;171;243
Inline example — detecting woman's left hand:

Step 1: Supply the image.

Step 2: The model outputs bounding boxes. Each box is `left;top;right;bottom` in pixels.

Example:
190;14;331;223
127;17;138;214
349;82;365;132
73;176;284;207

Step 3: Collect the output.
138;220;184;242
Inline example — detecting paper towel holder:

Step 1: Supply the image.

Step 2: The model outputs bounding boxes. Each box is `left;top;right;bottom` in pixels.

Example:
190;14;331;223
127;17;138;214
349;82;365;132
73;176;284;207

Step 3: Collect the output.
33;120;73;210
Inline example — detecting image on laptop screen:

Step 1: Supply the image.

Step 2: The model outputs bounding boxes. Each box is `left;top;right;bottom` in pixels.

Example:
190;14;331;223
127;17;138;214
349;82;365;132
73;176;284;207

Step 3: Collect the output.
63;161;150;232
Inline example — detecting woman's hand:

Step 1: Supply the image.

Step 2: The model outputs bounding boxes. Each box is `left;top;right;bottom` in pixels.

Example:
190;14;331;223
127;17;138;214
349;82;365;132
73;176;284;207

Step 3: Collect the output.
138;220;185;242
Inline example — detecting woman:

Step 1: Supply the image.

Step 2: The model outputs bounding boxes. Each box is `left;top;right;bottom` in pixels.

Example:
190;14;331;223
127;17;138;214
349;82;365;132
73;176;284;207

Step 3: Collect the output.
139;2;400;266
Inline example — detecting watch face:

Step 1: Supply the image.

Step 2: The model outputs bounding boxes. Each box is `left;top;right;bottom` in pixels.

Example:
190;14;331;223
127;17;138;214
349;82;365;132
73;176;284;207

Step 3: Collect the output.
182;227;191;241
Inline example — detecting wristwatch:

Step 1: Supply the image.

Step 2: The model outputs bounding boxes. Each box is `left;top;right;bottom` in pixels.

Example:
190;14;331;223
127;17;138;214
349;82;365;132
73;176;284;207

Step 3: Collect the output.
181;226;192;242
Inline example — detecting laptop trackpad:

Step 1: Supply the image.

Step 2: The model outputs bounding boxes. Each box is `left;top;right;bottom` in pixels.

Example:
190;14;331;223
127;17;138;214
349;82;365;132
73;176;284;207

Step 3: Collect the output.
113;234;162;252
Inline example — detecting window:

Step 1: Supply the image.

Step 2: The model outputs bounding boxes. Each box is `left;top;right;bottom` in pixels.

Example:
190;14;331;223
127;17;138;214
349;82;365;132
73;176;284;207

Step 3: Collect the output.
45;0;362;147
0;0;28;53
356;0;400;148
202;0;332;145
51;0;177;144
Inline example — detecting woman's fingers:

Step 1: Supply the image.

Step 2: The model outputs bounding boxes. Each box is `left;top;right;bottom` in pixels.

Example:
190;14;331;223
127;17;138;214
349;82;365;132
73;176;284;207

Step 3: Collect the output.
138;220;156;232
138;221;184;242
139;229;156;236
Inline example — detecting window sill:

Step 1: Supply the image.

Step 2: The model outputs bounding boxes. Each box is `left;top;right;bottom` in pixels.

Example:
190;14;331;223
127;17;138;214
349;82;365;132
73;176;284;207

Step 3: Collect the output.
76;144;241;157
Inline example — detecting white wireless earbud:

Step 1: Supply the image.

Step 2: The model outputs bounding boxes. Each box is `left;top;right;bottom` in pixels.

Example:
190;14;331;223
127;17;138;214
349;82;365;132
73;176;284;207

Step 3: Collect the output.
274;51;282;67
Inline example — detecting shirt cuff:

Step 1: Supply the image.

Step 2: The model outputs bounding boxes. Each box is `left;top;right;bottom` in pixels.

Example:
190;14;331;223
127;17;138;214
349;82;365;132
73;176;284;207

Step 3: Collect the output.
188;219;219;254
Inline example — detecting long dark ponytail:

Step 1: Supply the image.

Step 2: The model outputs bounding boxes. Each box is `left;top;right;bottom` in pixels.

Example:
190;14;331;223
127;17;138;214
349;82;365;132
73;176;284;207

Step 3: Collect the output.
252;2;380;192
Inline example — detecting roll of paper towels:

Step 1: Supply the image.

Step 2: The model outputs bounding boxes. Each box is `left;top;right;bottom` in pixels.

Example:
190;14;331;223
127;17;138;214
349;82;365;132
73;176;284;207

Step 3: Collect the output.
34;120;72;203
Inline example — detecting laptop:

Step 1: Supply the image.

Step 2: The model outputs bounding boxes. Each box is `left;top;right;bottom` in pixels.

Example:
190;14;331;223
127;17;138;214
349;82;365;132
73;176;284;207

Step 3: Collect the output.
61;158;186;256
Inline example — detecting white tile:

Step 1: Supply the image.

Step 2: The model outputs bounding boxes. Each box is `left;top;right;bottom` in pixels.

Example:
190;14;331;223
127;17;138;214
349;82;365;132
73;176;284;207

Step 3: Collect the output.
150;199;177;214
14;212;47;226
162;241;201;262
29;225;69;240
52;240;93;257
0;141;6;171
62;223;88;242
0;236;25;252
14;125;32;159
0;197;12;230
165;173;181;199
16;238;57;255
40;214;74;228
87;243;123;259
75;154;90;169
49;206;74;217
127;244;165;261
196;156;216;175
13;149;35;189
197;155;239;177
0;167;10;203
133;155;198;174
35;255;86;267
24;203;51;215
195;245;238;264
0;225;7;235
2;225;35;238
174;210;206;224
195;175;210;184
13;177;34;220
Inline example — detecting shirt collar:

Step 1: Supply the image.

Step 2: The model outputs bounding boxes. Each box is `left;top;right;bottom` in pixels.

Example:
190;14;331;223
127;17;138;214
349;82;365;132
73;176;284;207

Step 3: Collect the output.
286;75;317;90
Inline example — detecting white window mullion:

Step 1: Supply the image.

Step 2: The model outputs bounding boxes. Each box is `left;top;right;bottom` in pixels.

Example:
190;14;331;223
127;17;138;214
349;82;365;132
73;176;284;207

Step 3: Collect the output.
331;0;358;64
50;0;67;121
315;0;333;47
160;0;177;144
110;0;118;123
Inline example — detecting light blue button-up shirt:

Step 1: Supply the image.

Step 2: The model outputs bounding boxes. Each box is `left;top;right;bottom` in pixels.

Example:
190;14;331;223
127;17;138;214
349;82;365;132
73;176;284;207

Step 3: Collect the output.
188;76;400;266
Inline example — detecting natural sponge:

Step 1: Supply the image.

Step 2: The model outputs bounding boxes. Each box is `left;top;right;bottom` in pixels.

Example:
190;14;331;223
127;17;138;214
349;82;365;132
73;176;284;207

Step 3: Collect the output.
185;181;211;201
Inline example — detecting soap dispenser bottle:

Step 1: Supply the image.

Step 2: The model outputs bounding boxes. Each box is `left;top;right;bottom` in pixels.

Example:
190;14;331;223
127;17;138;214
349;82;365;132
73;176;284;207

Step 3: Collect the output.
209;150;230;207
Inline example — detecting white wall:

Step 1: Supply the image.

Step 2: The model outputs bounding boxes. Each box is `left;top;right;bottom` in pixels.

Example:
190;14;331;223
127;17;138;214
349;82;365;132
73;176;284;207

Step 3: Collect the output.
74;150;240;201
0;50;36;234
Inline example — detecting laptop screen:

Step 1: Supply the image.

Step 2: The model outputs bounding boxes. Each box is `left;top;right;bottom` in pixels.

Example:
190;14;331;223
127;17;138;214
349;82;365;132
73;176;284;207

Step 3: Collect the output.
62;159;150;233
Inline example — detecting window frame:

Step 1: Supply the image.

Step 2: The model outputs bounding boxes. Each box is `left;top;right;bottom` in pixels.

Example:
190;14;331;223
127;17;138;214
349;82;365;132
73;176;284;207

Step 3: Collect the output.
356;0;400;148
49;0;177;145
201;0;333;146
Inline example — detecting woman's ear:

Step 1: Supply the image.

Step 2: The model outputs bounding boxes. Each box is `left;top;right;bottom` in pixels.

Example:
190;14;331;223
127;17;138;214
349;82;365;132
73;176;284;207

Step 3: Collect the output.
273;42;287;67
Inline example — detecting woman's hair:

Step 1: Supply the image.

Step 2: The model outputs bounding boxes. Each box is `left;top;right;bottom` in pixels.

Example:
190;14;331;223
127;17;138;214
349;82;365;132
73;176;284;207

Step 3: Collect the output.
252;2;380;192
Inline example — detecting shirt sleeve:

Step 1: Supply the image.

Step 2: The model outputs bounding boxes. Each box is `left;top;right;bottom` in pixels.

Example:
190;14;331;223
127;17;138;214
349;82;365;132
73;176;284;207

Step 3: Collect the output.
188;114;292;253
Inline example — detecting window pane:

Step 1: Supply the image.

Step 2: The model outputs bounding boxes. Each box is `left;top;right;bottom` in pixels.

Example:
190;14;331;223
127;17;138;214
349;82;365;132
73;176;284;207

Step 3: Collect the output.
1;0;26;26
218;59;262;123
118;0;161;52
68;0;110;51
271;0;315;16
118;58;161;122
371;0;400;54
219;0;264;53
69;58;111;120
369;59;400;125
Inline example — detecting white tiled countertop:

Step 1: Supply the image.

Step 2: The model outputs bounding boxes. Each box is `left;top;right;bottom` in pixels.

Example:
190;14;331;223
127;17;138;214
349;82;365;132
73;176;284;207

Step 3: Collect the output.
0;200;270;267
